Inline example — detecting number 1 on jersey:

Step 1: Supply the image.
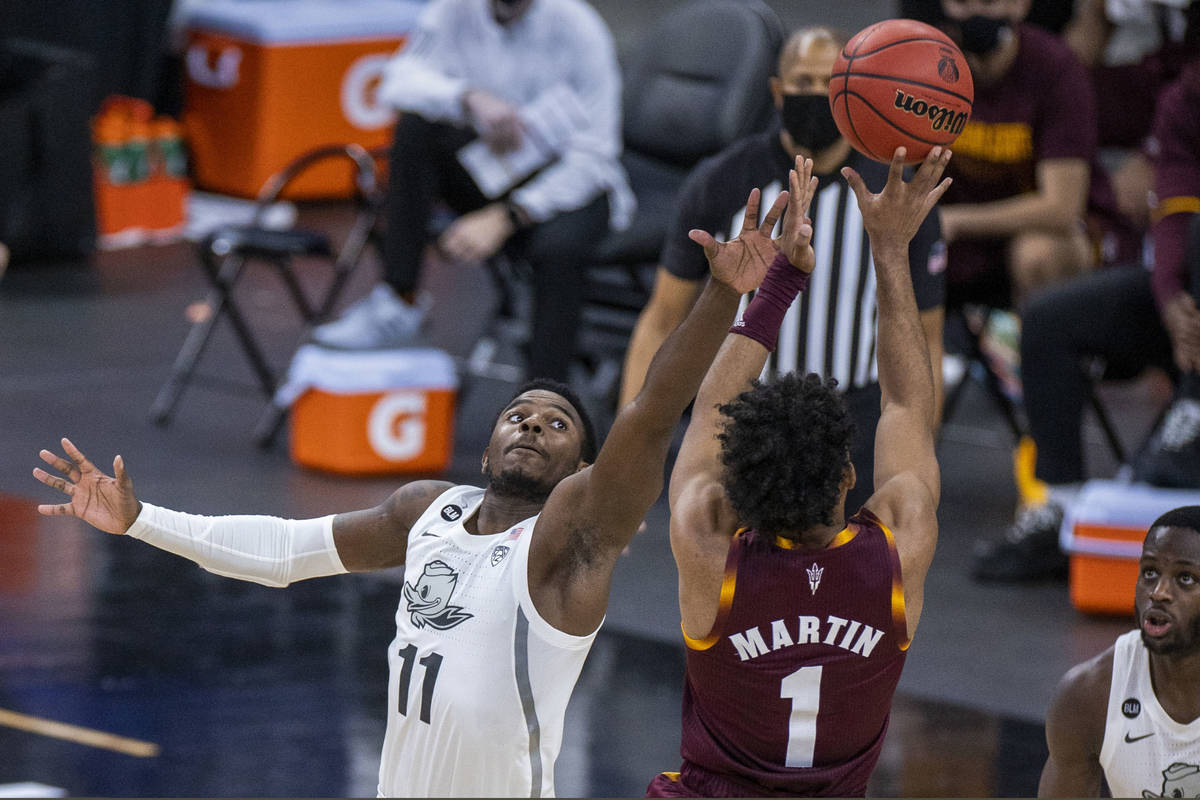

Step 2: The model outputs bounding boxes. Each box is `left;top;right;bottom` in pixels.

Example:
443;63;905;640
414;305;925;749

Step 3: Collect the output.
397;644;442;724
780;665;823;767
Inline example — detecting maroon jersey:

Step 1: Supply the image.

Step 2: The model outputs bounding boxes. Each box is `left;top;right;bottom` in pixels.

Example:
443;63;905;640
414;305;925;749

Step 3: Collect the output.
942;23;1097;297
663;508;908;797
1148;61;1200;310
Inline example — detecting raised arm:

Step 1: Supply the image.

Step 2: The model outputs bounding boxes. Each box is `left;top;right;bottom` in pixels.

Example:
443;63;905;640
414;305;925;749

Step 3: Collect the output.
666;158;817;641
33;437;449;585
843;147;951;635
529;185;795;632
670;157;818;510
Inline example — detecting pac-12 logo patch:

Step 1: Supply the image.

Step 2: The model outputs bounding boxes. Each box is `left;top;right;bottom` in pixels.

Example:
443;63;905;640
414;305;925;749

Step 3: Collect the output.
404;560;473;630
1122;697;1142;718
490;545;511;566
440;504;463;522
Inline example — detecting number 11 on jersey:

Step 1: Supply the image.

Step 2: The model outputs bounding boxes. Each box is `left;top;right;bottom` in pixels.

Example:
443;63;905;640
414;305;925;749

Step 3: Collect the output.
397;644;443;724
780;665;823;768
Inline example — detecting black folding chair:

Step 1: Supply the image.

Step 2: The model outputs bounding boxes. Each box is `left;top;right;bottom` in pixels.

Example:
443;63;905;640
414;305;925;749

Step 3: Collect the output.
941;303;1127;464
150;143;385;445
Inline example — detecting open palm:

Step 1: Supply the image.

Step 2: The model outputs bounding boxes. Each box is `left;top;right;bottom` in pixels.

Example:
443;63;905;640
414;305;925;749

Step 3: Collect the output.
688;187;789;295
689;157;819;293
33;438;140;534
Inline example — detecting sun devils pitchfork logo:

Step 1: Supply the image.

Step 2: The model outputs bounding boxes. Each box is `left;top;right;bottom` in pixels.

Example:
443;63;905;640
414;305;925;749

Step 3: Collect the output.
807;563;824;595
404;561;473;629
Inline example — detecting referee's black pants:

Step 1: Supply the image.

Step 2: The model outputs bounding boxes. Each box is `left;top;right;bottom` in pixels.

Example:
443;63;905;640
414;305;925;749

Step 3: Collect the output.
385;113;611;382
1021;264;1175;484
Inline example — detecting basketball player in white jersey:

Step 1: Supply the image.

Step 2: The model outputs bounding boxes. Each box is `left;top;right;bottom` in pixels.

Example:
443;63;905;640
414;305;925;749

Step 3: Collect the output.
32;173;818;797
1040;506;1200;798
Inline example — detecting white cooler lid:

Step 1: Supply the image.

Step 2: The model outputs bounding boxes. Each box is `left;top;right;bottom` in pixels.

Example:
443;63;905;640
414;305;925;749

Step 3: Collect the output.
185;0;427;44
275;344;458;407
1061;479;1200;558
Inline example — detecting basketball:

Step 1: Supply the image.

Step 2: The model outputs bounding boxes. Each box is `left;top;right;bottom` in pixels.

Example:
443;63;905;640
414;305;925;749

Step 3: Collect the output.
829;19;974;164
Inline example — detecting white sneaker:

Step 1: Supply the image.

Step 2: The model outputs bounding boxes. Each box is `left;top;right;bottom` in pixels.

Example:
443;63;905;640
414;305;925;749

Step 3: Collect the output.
311;284;428;349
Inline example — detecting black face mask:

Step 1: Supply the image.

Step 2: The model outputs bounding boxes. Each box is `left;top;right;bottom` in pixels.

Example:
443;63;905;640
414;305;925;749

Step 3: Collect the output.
957;15;1011;55
781;93;842;154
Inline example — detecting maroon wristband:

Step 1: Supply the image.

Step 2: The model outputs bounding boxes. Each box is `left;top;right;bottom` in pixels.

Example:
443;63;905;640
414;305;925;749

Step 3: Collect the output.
729;251;812;351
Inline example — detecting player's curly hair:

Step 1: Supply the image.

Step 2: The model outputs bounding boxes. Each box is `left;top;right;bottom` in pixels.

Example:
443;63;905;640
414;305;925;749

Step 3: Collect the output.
717;373;855;538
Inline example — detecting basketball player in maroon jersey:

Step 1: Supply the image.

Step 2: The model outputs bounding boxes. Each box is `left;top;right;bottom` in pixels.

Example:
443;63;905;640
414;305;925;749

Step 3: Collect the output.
646;145;951;797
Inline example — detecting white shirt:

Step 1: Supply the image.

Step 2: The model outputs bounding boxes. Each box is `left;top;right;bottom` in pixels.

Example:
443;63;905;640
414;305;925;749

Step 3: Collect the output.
1100;630;1200;798
378;0;633;229
377;485;599;797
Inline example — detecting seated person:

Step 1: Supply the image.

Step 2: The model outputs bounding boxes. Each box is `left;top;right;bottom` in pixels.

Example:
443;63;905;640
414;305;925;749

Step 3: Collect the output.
312;0;634;384
901;0;1077;35
937;0;1098;313
617;26;946;518
973;58;1200;582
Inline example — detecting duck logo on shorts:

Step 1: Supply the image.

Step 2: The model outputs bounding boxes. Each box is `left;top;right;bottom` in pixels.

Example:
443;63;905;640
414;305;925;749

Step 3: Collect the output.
404;560;473;630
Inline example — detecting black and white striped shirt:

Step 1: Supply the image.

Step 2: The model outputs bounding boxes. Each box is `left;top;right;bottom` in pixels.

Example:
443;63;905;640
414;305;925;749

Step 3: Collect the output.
662;127;945;391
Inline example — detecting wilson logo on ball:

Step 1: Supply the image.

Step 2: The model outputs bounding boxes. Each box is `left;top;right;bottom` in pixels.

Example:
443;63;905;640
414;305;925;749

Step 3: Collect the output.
829;18;974;163
893;91;969;134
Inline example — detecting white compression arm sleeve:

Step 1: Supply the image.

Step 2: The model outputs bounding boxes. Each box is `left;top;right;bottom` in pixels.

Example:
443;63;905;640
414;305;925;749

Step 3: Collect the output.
126;502;347;588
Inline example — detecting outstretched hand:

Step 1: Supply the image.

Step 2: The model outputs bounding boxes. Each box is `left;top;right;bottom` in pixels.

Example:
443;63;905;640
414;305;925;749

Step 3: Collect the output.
689;157;820;293
33;438;140;534
779;155;819;273
842;146;952;257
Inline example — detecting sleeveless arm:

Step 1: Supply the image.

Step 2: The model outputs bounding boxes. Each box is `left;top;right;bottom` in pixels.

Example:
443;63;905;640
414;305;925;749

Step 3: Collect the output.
1038;651;1111;797
332;480;456;571
533;176;809;635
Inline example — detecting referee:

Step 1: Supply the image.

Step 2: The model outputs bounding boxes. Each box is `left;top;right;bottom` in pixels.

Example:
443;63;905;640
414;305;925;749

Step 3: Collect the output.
619;25;946;514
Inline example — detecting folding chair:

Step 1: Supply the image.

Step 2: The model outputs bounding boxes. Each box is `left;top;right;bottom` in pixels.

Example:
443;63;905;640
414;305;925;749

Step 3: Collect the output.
941;303;1127;464
460;0;783;408
150;143;384;444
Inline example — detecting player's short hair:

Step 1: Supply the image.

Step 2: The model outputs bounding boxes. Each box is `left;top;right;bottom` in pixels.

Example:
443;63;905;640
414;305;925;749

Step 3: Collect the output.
1149;506;1200;538
778;25;851;76
507;378;598;463
717;373;854;537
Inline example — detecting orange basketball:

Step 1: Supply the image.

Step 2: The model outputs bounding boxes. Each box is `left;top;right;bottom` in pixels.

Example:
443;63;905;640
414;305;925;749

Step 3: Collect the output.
829;19;974;164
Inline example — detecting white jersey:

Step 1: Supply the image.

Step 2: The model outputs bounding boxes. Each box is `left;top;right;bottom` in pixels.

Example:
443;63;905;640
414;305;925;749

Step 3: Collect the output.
377;485;599;797
1100;629;1200;798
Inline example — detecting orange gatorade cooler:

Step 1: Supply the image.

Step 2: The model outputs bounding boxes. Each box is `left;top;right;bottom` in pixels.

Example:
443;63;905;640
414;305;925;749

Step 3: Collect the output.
1061;480;1200;616
183;0;424;199
280;345;458;475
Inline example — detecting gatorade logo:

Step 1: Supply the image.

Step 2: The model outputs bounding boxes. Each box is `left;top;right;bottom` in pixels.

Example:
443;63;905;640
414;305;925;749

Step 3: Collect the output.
186;44;243;90
367;391;427;461
341;53;396;130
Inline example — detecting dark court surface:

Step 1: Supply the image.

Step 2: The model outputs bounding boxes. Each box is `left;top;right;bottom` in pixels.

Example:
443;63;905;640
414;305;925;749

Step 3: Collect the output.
0;1;1167;795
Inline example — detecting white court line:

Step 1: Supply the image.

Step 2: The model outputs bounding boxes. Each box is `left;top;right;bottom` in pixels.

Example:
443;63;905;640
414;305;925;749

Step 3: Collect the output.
0;783;67;797
0;708;160;758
